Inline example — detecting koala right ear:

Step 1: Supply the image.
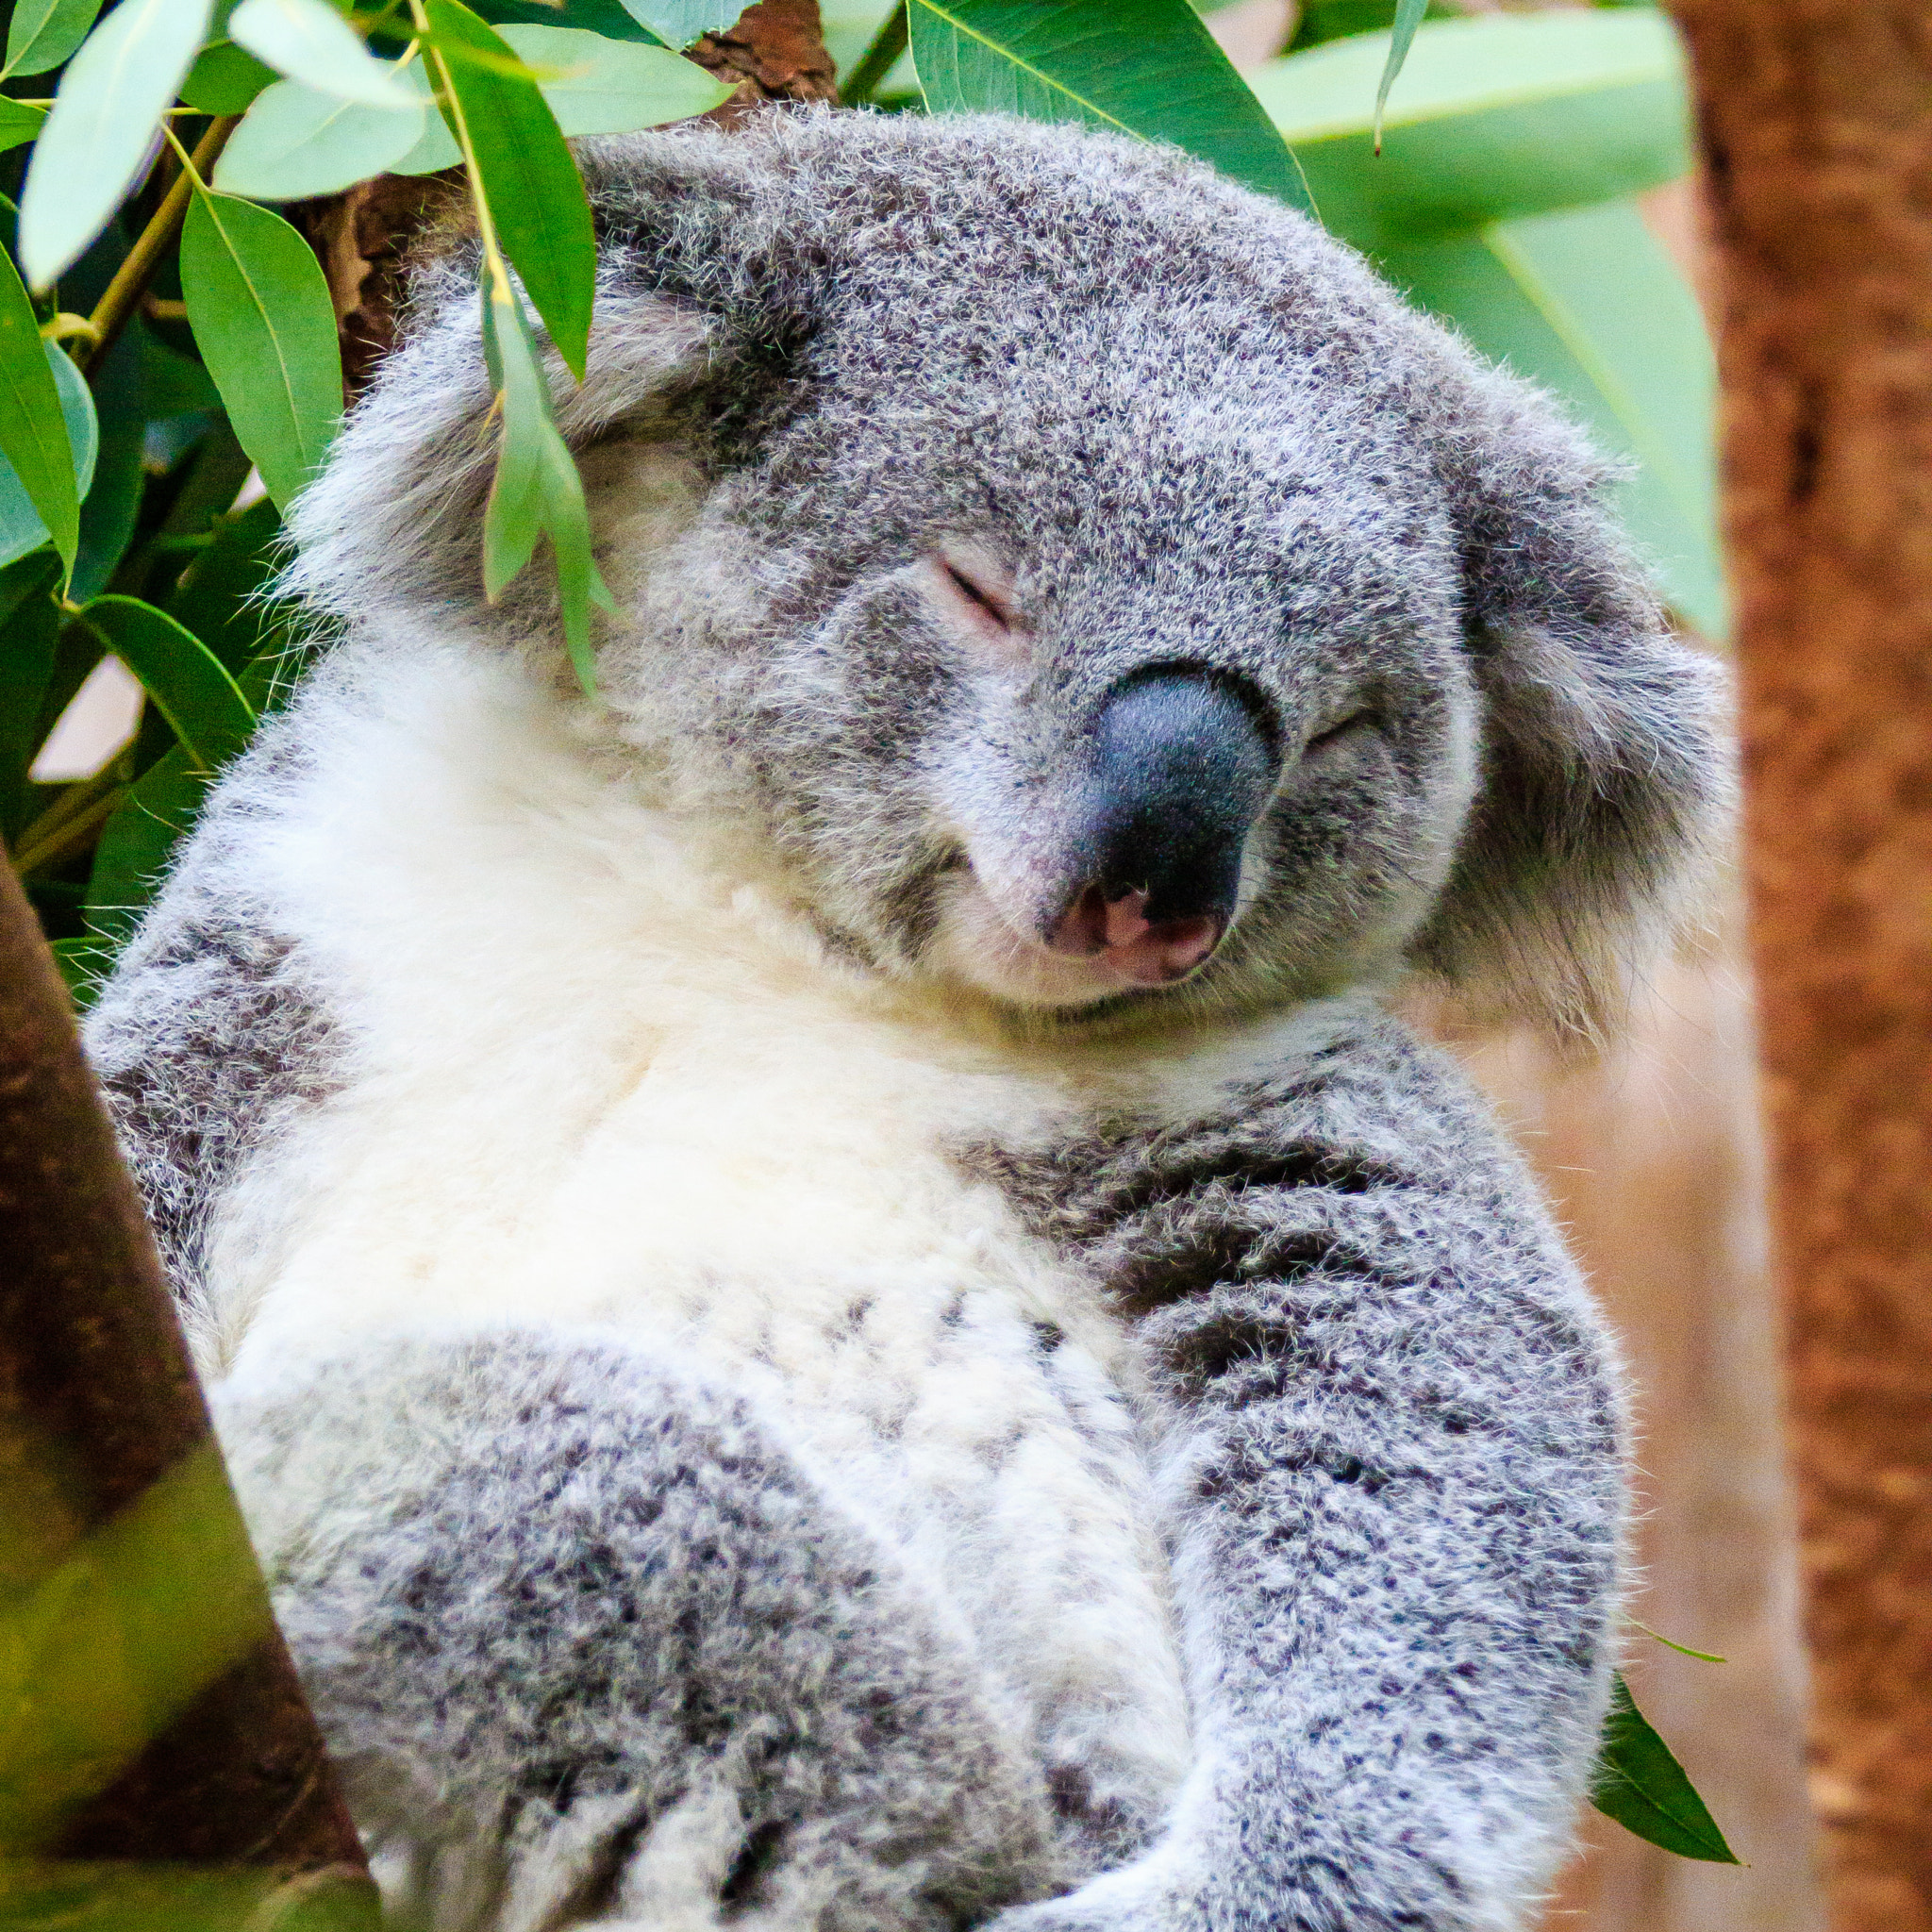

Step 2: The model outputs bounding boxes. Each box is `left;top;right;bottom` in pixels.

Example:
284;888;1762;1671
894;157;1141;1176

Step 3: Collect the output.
1404;360;1733;1041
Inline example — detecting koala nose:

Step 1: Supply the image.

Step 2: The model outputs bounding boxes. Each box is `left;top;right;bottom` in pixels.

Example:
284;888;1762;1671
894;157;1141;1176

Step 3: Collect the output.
1048;670;1278;985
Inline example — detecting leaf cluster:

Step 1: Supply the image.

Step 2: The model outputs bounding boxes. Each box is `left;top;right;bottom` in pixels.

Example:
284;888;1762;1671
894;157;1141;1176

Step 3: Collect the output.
0;0;1732;1870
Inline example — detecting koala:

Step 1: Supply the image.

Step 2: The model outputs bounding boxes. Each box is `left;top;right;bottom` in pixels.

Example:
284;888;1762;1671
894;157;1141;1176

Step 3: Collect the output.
85;108;1725;1932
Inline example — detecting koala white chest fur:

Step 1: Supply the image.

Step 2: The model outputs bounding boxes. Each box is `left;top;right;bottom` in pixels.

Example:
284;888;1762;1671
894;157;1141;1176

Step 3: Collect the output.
89;108;1725;1932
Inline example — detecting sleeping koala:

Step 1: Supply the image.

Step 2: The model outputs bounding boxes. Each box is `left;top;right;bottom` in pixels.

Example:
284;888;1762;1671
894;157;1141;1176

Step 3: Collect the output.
86;108;1724;1931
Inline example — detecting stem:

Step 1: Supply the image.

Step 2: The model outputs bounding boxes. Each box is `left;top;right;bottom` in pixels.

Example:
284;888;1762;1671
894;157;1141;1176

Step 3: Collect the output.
12;774;125;878
80;116;238;379
840;0;908;107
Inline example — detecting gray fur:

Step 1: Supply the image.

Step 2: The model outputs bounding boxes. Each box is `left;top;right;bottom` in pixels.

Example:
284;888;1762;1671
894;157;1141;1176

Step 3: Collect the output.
84;718;340;1331
972;1018;1624;1928
217;1335;1060;1931
83;108;1717;1931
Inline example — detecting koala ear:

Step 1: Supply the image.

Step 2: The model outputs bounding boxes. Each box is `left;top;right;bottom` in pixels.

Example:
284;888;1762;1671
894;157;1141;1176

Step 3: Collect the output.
281;248;716;629
1407;372;1733;1041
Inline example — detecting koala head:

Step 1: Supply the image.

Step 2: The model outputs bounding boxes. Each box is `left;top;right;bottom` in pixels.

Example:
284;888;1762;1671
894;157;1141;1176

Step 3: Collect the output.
286;108;1727;1039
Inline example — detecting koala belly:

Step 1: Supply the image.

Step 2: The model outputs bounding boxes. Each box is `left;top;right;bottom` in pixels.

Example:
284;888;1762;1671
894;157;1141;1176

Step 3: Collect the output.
208;987;1194;1921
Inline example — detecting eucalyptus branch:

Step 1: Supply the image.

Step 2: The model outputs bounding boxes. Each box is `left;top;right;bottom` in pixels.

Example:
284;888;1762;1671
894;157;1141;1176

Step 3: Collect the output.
79;115;238;379
840;0;908;107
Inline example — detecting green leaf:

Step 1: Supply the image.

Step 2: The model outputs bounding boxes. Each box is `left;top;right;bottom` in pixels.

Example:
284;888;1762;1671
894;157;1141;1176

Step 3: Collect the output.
179;185;342;509
215;77;426;199
0;99;47;153
0;331;91;577
179;36;283;112
1379;199;1725;639
1591;1671;1740;1863
72;325;144;603
425;0;598;378
142;331;225;419
613;0;738;46
1248;11;1690;252
227;0;421;105
17;0;220;289
1373;0;1424;151
0;552;62;836
78;595;258;774
908;0;1309;211
166;494;291;674
497;24;731;132
3;0;105;76
482;285;613;691
84;742;208;945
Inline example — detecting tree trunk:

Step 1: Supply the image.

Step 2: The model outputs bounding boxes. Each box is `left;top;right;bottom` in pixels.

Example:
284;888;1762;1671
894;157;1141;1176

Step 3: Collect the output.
0;858;374;1918
1663;3;1932;1925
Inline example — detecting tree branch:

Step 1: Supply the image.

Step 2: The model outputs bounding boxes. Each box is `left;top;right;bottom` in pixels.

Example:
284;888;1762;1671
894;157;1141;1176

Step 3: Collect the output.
0;858;374;1906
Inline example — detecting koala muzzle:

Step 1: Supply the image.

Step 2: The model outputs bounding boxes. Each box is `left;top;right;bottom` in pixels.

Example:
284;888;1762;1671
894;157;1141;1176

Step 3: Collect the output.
1048;670;1279;985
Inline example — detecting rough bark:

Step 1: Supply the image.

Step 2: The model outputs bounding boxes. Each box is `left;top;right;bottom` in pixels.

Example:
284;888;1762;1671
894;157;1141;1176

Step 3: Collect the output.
688;0;839;111
1664;2;1932;1925
0;858;374;1914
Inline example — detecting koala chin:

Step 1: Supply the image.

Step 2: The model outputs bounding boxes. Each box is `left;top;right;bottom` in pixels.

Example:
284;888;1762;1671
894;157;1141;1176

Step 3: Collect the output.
85;108;1726;1932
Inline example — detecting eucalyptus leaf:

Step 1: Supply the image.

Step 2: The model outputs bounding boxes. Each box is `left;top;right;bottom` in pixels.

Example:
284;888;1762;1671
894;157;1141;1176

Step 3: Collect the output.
481;285;614;691
1373;0;1425;149
1379;199;1725;639
1248;11;1690;252
142;334;225;418
72;325;143;603
167;494;290;674
180;36;287;112
0;255;83;575
613;0;739;46
179;186;342;508
215;76;426;200
0;552;63;837
908;0;1308;210
0;339;93;575
498;24;731;134
424;0;597;378
17;0;219;289
79;595;258;774
1591;1672;1739;1863
3;0;105;77
0;100;47;155
82;742;208;960
228;0;421;106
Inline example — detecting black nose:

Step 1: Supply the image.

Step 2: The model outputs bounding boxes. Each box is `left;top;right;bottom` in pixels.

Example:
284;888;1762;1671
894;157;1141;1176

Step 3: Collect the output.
1050;670;1278;966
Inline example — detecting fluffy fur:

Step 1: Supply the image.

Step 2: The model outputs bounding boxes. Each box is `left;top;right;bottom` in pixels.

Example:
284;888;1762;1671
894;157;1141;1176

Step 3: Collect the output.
85;108;1724;1930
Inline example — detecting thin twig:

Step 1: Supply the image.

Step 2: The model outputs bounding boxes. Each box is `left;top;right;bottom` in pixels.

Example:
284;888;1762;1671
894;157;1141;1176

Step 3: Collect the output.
80;116;238;378
840;0;908;106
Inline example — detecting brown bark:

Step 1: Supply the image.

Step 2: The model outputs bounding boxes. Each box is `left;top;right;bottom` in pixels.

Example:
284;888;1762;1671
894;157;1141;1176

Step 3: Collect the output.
0;858;374;1913
688;0;838;111
1663;2;1932;1925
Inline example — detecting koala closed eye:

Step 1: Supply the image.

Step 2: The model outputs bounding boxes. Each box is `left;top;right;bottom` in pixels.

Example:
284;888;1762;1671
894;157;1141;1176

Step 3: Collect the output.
928;546;1026;660
1301;710;1375;758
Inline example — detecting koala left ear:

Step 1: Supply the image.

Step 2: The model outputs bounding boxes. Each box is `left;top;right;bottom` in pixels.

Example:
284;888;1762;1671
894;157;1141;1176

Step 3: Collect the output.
1407;370;1733;1040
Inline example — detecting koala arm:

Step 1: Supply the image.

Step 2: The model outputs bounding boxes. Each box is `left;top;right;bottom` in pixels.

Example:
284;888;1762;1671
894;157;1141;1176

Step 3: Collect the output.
1006;1014;1626;1932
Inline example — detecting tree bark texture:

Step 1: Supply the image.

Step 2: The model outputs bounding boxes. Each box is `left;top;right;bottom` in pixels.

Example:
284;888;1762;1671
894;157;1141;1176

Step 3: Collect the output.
0;858;374;1917
1664;3;1932;1925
